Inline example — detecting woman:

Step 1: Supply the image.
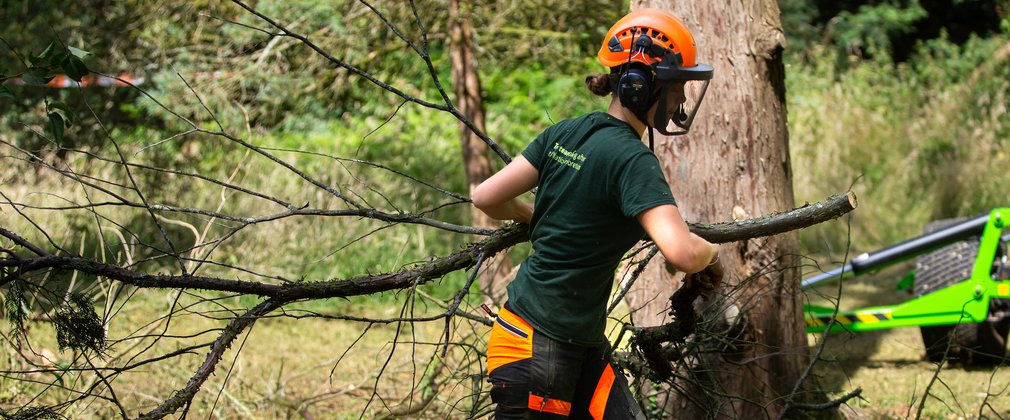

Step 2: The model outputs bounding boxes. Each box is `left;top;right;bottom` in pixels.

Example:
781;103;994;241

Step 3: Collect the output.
472;8;723;419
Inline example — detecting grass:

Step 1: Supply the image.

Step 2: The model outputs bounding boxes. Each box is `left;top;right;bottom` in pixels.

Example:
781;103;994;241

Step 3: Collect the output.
0;288;501;418
813;328;1009;419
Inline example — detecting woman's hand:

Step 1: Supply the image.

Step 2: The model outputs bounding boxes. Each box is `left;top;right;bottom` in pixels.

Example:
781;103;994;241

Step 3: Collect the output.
684;248;723;296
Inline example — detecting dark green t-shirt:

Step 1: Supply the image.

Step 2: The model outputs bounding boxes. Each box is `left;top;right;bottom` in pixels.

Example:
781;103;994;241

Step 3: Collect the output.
508;112;676;346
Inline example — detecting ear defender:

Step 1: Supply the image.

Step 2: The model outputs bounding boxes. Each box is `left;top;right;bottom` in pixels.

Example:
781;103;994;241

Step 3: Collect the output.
616;66;653;117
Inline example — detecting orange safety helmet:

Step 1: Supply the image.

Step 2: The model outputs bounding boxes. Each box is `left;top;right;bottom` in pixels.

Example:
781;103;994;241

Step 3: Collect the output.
597;8;713;136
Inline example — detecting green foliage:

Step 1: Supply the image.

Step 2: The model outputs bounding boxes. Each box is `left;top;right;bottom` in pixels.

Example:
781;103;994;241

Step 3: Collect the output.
4;280;28;334
780;0;1007;64
53;293;105;355
0;406;66;420
468;1;623;72
0;40;89;147
0;85;15;101
484;59;608;154
642;385;667;419
779;0;821;53
115;0;614;135
3;0;622;145
0;41;152;160
835;2;927;56
788;32;1010;252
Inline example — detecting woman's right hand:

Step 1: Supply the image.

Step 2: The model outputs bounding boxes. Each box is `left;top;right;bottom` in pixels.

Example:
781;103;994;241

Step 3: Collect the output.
699;252;724;292
686;246;723;294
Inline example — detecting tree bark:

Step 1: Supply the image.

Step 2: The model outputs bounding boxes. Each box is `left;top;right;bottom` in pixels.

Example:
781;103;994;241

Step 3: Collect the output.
625;1;804;418
449;0;512;306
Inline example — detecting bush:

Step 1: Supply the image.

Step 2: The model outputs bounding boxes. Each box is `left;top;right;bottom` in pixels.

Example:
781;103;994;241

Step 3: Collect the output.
788;33;1010;254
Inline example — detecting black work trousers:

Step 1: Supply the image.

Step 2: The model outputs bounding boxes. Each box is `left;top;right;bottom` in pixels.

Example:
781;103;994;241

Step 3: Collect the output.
486;303;645;419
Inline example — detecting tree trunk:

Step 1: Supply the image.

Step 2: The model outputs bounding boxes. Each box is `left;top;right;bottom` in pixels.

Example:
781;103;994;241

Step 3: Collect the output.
449;0;512;305
624;1;806;418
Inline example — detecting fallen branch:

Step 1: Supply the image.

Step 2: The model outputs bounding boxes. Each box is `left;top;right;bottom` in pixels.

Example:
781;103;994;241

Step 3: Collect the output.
1;192;856;297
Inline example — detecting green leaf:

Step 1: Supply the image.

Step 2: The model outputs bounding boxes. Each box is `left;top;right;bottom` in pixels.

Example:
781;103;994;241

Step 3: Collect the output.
23;67;53;85
48;112;64;143
21;71;45;85
29;43;52;66
49;101;75;124
48;370;66;387
60;56;89;82
6;281;28;332
34;41;64;66
0;85;14;101
53;293;105;355
39;42;56;60
68;46;91;59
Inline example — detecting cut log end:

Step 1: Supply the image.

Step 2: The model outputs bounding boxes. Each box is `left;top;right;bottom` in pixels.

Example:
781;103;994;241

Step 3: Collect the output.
846;191;858;210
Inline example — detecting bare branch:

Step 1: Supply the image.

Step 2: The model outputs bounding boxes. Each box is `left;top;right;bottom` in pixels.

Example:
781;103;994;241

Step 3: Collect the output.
690;192;857;243
137;299;281;419
0;226;52;257
2;191;855;299
785;388;862;412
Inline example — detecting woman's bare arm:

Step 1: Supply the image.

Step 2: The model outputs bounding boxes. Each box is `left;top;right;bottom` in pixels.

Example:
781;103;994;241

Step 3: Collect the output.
636;204;718;274
472;156;538;223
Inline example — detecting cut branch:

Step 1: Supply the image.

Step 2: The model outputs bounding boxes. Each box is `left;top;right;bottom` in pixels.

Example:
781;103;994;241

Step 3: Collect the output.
0;224;527;299
0;226;51;257
689;192;857;243
0;254;284;294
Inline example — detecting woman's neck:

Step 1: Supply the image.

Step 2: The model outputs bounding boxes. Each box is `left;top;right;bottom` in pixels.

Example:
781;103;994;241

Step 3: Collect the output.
607;98;647;137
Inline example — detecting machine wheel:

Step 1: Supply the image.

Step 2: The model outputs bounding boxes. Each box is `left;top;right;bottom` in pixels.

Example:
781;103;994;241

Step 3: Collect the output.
915;219;1010;366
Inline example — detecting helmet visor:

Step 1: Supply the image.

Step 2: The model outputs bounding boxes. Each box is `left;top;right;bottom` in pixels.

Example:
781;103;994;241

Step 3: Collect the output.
652;78;710;136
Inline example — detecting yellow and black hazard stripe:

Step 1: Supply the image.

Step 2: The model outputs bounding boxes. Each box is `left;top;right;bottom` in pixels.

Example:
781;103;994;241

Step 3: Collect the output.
805;311;893;328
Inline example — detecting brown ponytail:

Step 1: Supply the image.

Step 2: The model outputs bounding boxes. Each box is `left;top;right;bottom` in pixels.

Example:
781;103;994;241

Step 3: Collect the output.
584;74;613;97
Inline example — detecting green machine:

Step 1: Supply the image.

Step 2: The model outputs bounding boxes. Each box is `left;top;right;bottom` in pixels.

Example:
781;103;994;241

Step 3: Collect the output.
802;209;1010;364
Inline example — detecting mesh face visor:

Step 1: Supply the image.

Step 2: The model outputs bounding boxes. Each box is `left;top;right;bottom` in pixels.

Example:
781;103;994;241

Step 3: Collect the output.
652;52;713;136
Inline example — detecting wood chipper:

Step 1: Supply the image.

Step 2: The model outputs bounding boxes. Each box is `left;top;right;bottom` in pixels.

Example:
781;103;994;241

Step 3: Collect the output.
802;209;1010;365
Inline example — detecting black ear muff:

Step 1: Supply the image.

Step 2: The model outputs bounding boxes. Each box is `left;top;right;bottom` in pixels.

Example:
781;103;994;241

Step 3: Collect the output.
617;66;652;116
